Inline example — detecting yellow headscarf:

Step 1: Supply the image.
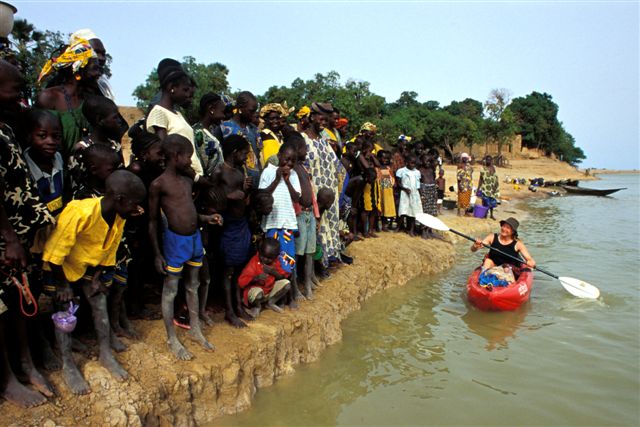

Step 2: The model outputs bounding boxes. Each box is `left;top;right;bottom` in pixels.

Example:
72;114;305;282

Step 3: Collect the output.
296;105;311;119
37;38;96;84
360;122;377;133
260;101;295;119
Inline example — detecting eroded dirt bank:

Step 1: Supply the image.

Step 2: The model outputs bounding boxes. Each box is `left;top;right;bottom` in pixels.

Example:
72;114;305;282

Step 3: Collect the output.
4;216;494;427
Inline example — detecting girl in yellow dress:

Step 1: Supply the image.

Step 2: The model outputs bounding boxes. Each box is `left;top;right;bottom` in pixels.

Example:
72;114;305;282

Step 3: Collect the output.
377;150;397;231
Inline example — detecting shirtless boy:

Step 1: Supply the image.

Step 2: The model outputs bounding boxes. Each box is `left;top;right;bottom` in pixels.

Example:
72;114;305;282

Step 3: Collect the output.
211;135;253;328
148;134;219;360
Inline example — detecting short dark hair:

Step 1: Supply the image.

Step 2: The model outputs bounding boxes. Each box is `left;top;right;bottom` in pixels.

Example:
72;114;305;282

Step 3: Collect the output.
82;95;118;127
83;144;120;167
221;134;249;158
162;134;192;157
25;109;60;134
260;237;280;254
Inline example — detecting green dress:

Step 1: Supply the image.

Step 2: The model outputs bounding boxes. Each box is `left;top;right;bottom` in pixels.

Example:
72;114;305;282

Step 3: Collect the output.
52;105;90;158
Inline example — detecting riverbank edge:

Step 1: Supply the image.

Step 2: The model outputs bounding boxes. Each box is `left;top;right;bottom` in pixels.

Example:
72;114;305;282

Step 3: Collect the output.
5;217;495;427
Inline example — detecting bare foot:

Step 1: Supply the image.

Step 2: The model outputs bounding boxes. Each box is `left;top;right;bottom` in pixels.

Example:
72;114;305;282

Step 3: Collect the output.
100;353;128;381
288;299;299;310
187;330;215;351
294;289;307;301
368;231;379;238
303;284;314;301
1;376;47;407
199;311;215;327
266;302;283;313
23;366;55;398
238;306;255;322
310;275;322;289
62;364;90;395
110;332;127;353
42;345;62;372
167;338;193;361
225;312;247;329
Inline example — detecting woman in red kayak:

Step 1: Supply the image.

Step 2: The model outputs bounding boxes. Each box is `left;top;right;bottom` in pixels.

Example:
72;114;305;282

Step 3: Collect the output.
471;217;536;270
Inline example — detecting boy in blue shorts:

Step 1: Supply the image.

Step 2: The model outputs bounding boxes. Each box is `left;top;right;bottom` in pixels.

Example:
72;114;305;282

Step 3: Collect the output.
148;134;221;360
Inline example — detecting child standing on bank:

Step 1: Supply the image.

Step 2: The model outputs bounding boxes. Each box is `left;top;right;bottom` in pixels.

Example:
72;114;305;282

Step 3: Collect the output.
148;135;219;360
436;169;446;215
396;155;423;236
237;238;291;318
43;170;146;395
376;150;396;231
258;142;301;304
290;133;317;301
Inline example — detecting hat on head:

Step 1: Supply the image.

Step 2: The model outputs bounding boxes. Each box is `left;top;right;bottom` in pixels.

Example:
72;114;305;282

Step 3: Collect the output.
296;105;311;119
500;217;520;234
310;102;334;115
360;122;377;133
461;152;471;161
398;134;412;143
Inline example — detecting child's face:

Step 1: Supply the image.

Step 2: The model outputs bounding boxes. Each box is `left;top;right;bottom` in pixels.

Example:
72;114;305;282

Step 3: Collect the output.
278;149;296;169
30;117;62;158
92;158;120;182
297;143;307;161
101;108;127;140
234;147;249;167
259;245;279;265
407;158;417;170
143;142;165;171
380;153;390;166
175;149;193;174
345;146;356;159
115;189;146;219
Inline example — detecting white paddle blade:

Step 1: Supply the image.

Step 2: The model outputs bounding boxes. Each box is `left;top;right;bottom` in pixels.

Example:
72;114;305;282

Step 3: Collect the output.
559;277;600;299
415;213;450;231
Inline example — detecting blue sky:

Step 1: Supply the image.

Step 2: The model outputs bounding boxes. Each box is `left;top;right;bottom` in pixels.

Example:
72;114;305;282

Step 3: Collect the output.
11;0;639;169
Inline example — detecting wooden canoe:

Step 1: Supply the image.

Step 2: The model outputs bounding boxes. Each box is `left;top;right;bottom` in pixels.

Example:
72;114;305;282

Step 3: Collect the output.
561;185;626;196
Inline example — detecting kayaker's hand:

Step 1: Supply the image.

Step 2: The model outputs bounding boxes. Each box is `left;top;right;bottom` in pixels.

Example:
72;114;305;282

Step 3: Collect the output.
472;239;483;251
526;259;536;268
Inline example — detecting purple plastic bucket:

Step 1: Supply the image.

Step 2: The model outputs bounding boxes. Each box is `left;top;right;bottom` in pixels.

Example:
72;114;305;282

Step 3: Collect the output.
473;204;489;218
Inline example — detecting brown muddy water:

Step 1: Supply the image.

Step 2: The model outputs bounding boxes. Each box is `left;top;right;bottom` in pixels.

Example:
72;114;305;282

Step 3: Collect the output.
215;174;640;426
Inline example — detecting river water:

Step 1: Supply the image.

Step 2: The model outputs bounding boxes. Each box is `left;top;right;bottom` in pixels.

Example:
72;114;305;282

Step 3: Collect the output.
216;174;640;426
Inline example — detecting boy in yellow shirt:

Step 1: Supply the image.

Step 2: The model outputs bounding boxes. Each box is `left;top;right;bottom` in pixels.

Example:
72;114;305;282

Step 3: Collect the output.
42;170;146;395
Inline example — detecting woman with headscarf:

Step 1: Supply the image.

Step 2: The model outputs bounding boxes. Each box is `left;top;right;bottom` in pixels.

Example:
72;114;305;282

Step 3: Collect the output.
304;102;344;267
259;103;289;166
477;155;500;220
456;152;474;216
36;38;101;158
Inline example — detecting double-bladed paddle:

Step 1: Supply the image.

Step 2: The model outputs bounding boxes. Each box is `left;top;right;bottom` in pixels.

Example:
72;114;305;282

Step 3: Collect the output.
416;213;600;299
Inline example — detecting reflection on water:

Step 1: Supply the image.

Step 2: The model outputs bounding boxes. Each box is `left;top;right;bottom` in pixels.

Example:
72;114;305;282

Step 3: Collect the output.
215;175;640;427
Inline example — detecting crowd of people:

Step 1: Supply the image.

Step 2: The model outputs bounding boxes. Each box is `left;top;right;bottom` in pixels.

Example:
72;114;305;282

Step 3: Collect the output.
0;27;501;408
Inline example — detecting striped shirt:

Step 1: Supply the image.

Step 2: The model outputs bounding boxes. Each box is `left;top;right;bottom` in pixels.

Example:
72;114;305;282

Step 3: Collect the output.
258;164;300;230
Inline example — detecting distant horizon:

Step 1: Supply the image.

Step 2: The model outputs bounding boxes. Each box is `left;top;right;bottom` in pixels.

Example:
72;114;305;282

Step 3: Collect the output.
11;0;639;169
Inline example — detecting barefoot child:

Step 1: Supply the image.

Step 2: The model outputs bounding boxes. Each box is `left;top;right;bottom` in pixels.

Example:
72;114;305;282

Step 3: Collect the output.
258;142;301;303
42;170;146;395
290;133;317;301
0;61;56;407
396;155;423;236
361;168;380;238
237;238;291;318
211;135;253;328
376;150;396;231
148;135;217;360
436;168;446;215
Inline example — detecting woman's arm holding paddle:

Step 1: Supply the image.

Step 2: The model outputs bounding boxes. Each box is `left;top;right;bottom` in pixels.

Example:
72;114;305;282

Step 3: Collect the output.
471;234;493;252
516;241;536;268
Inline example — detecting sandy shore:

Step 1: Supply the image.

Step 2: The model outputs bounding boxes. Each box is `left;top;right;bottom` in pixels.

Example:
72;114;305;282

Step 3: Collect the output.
0;156;576;426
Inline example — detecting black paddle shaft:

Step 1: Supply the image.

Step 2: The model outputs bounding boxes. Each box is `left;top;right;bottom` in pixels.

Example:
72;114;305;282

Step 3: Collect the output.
448;228;559;279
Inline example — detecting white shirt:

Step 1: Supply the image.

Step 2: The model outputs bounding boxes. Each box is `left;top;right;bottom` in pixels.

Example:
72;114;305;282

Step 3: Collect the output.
258;164;301;230
146;104;203;178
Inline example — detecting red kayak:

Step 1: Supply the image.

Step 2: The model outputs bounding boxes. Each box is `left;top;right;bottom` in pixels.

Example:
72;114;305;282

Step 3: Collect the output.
467;266;534;311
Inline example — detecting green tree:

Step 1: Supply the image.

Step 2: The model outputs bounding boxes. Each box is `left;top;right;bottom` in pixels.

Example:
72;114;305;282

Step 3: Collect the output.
132;56;230;123
484;88;516;155
422;110;466;162
10;18;67;101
